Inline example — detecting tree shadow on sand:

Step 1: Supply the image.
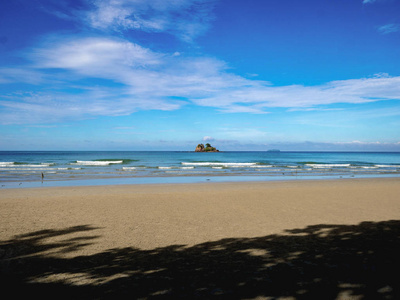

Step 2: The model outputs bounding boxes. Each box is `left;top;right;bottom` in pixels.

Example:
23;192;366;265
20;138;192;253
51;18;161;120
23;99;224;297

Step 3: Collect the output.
1;221;400;299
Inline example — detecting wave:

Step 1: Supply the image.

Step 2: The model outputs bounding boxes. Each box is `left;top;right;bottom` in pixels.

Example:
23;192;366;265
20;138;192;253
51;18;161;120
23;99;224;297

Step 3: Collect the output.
250;165;272;168
375;164;400;168
122;167;136;170
93;159;139;164
306;164;351;168
158;166;172;169
182;162;257;167
0;168;55;171
70;159;138;166
298;161;319;165
0;163;54;168
72;160;124;166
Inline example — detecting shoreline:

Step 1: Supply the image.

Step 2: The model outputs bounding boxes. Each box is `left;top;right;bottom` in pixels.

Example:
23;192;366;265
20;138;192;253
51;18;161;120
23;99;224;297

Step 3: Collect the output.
2;172;400;189
2;175;399;191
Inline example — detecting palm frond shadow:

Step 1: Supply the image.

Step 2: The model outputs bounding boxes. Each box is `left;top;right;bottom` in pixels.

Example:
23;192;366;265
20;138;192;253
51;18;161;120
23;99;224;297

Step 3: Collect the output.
1;221;399;299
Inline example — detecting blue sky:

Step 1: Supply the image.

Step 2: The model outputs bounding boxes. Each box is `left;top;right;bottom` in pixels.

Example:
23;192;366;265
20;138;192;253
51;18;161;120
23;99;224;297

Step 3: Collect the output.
1;0;400;151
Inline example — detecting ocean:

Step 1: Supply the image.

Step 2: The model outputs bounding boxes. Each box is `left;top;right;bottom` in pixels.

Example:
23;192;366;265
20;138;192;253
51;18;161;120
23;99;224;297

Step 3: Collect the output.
1;151;400;188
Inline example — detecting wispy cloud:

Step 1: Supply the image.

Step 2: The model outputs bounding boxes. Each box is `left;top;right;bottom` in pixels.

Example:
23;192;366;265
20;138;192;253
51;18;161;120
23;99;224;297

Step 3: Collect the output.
202;136;215;141
193;74;400;113
377;23;400;34
2;36;400;124
38;0;216;42
0;68;48;85
79;0;216;42
362;0;380;4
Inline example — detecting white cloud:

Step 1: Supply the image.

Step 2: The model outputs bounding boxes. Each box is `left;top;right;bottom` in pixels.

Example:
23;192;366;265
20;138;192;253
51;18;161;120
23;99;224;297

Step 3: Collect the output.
0;68;46;84
0;89;183;125
193;74;400;113
2;36;400;124
32;37;162;71
202;136;215;141
84;0;216;42
29;36;244;95
38;0;216;42
377;23;400;34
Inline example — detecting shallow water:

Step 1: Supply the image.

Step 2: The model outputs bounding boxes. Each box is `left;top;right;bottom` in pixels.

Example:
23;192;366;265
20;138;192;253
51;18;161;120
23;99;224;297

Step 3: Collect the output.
1;151;399;188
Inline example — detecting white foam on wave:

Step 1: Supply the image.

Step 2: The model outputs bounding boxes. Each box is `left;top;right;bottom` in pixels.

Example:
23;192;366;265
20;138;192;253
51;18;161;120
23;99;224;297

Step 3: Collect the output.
306;164;350;168
0;166;54;170
158;166;172;169
212;166;223;169
1;168;54;172
182;162;257;167
73;160;123;166
250;165;272;168
375;164;400;168
180;166;194;169
1;163;53;168
122;167;136;170
0;162;14;166
30;163;54;167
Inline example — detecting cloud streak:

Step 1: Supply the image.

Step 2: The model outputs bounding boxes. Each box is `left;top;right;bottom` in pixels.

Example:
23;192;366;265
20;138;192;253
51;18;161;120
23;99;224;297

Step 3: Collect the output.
82;0;216;42
378;23;400;34
362;0;379;4
1;35;400;124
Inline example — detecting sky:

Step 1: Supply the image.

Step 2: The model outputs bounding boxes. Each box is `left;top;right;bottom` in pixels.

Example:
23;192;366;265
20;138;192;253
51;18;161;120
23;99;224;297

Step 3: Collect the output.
1;0;400;151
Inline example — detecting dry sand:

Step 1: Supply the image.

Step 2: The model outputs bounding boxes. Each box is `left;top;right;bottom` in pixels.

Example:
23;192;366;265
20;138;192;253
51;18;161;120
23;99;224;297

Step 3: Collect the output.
1;178;399;255
1;178;400;298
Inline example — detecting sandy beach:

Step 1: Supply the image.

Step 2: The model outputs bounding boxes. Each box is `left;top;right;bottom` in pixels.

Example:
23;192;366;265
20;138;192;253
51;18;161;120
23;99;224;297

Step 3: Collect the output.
1;178;400;299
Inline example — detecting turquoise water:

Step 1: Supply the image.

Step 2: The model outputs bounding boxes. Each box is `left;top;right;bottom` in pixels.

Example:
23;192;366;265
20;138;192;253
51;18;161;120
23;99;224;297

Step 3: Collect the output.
1;151;400;188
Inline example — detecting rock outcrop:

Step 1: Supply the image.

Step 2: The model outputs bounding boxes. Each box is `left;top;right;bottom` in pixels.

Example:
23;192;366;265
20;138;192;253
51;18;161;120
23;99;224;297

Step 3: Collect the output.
195;144;205;152
195;143;219;152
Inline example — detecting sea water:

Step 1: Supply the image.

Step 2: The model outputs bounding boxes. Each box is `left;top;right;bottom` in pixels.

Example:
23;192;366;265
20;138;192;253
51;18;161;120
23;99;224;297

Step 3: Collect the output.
1;151;399;188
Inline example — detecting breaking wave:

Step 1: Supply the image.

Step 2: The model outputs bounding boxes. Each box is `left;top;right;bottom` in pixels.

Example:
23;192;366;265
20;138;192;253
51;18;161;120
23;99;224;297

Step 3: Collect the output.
182;162;257;167
73;160;124;166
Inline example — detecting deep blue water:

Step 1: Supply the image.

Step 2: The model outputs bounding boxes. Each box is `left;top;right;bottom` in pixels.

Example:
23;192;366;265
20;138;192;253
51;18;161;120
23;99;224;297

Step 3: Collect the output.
1;151;400;188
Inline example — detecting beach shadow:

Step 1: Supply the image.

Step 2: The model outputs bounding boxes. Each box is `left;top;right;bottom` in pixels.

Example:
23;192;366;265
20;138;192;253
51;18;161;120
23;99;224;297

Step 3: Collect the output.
1;221;399;299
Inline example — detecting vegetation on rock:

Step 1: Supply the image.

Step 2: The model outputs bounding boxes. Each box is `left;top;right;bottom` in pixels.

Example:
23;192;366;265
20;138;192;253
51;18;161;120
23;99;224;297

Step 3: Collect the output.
195;143;219;152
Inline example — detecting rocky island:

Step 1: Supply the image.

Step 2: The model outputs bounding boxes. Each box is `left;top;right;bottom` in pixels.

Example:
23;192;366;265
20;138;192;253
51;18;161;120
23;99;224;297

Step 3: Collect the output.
195;143;219;152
